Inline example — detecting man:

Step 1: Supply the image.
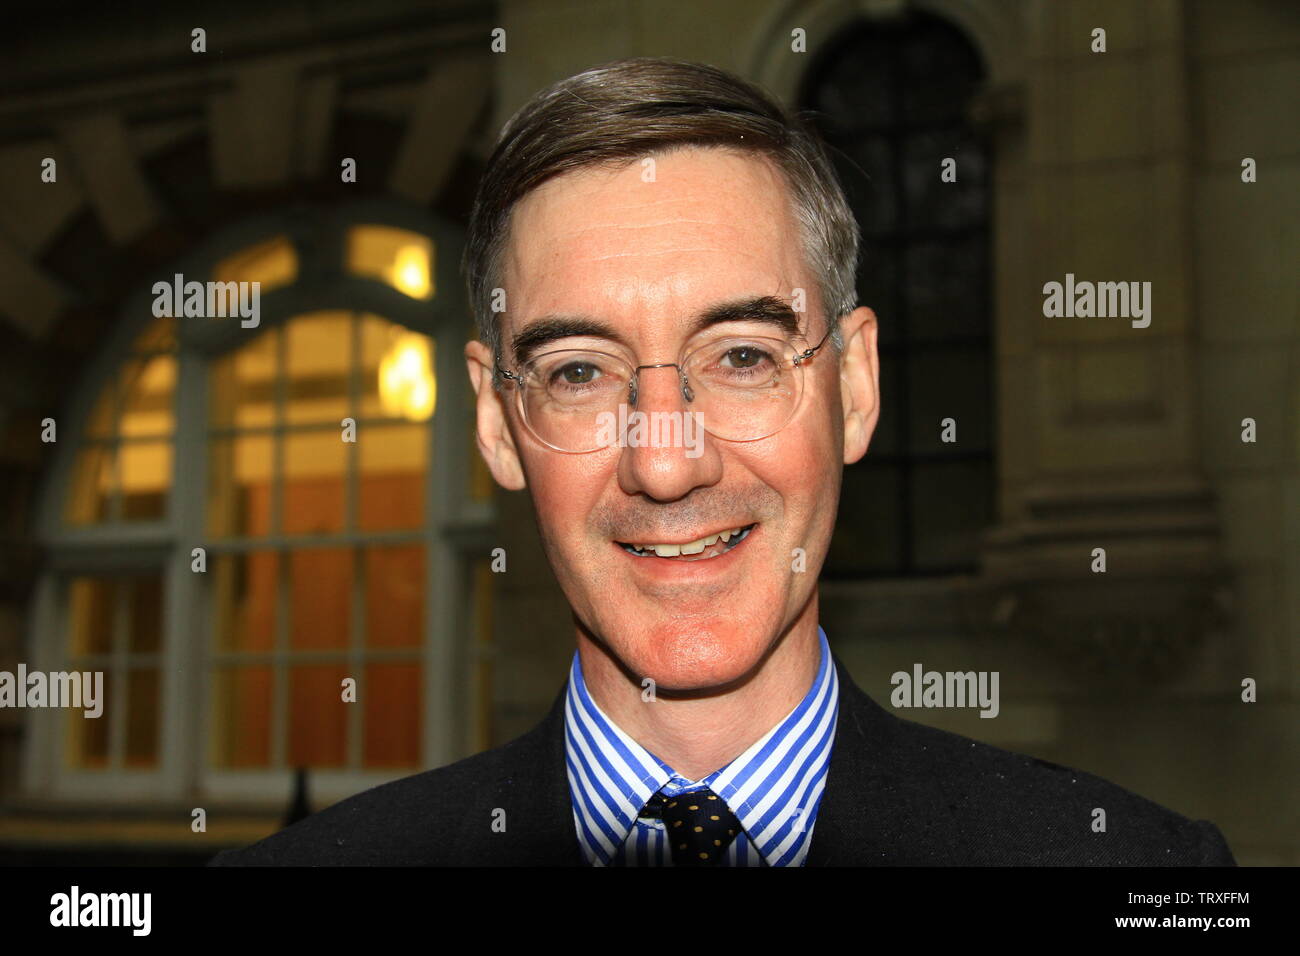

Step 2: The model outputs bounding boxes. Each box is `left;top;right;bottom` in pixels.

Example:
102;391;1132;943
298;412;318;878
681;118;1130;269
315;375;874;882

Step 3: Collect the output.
211;57;1234;866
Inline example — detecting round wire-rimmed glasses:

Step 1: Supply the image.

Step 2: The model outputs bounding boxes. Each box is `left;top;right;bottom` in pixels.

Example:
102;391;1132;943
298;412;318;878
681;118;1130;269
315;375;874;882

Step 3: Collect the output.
495;324;833;453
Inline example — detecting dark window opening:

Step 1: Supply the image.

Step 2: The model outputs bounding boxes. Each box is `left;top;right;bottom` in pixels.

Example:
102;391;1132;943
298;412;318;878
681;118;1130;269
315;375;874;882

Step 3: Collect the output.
799;12;995;578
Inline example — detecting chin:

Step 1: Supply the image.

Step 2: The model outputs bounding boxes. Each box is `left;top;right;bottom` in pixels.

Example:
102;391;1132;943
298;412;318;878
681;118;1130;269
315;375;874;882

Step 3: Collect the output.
620;617;766;694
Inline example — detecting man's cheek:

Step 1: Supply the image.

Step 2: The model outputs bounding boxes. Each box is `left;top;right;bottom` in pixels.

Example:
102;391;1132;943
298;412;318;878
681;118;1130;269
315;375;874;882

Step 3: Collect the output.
537;481;599;561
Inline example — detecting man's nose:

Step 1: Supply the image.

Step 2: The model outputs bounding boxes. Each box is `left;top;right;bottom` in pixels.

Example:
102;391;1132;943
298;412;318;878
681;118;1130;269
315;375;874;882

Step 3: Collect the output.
616;365;721;501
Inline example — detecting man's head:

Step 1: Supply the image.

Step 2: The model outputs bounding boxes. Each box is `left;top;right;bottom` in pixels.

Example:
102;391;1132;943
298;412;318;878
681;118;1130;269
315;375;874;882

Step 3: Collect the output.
463;57;879;693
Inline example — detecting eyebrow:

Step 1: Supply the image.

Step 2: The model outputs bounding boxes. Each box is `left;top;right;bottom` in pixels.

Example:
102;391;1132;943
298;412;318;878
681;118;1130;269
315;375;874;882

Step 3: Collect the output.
508;295;804;367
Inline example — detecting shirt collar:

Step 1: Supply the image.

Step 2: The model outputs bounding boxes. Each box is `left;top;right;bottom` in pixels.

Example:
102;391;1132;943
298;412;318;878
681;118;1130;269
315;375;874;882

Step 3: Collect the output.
564;627;839;866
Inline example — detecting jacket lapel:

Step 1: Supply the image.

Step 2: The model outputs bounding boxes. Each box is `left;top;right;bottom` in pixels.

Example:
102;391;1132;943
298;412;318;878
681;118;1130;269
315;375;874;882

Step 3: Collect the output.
806;654;945;865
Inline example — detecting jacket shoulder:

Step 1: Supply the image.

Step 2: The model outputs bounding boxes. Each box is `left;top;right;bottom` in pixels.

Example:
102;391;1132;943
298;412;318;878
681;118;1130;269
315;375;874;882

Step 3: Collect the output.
866;702;1235;865
208;719;558;866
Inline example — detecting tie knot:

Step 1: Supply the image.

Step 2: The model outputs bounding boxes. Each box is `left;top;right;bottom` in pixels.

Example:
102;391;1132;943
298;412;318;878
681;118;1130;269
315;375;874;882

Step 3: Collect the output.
647;787;742;866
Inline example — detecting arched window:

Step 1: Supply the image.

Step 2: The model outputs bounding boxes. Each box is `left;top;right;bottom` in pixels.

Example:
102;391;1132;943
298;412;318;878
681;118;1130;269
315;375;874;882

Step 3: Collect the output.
30;206;495;806
800;12;994;578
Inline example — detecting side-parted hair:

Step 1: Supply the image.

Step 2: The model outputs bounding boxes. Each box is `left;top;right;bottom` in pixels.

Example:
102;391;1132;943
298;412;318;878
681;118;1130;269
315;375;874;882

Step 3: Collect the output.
462;56;861;382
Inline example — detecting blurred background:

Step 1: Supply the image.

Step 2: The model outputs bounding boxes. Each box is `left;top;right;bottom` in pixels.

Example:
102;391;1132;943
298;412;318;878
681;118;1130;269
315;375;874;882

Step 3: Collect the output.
0;0;1294;864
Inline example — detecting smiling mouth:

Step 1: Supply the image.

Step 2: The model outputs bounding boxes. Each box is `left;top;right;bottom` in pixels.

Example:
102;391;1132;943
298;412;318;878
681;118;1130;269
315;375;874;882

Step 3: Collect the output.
616;523;757;561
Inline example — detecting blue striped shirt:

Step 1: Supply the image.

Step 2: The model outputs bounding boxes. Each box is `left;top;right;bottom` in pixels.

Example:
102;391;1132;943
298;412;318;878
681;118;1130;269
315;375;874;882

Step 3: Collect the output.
564;626;839;866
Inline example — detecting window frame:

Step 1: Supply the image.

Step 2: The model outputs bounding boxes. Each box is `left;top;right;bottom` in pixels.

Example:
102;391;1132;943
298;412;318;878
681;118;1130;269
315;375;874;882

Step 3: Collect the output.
26;200;494;808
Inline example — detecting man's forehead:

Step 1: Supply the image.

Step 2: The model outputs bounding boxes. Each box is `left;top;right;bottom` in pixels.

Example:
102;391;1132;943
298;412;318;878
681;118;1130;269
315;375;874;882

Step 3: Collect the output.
500;147;809;339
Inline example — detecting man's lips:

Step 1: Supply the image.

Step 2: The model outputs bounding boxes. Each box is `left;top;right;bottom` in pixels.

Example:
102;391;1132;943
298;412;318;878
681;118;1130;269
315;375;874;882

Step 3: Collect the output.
615;523;757;561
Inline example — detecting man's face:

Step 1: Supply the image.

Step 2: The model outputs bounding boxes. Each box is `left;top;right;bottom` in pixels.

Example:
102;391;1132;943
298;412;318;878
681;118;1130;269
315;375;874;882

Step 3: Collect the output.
468;147;877;692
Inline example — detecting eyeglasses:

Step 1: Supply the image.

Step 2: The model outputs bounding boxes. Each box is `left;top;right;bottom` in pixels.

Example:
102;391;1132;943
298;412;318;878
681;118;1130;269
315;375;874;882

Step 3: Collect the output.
495;322;834;453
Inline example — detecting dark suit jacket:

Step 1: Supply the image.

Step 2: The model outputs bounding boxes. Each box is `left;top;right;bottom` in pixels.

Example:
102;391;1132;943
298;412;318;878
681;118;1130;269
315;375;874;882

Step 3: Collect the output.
209;655;1235;865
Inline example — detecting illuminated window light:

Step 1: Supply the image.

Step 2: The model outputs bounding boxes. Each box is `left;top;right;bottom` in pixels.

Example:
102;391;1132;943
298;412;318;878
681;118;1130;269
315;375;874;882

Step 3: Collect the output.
378;333;436;421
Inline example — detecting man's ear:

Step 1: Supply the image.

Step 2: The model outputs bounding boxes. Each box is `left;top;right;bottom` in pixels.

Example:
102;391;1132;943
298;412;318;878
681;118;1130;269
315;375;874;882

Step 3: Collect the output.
838;306;879;465
465;339;527;491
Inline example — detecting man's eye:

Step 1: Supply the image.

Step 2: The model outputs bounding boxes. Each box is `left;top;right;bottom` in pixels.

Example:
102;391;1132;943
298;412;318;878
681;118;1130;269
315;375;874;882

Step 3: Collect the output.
722;346;771;369
555;362;600;385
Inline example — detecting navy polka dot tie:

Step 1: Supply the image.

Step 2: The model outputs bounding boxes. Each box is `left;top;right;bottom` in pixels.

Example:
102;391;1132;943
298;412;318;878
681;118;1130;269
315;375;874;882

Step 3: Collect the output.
646;787;742;866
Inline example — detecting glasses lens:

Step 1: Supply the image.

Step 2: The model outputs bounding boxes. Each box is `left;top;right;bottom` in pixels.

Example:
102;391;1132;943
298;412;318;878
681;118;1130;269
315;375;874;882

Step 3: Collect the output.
684;336;803;441
521;350;631;452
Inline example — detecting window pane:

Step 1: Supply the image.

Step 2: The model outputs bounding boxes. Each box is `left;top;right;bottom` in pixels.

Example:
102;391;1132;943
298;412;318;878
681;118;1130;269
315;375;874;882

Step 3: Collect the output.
282;430;346;536
212;665;272;768
212;235;297;292
902;131;987;233
288;663;348;767
346;226;434;300
359;314;393;420
859;243;901;350
361;316;435;422
68;686;110;769
378;333;435;422
207;435;273;537
870;354;902;458
807;35;893;131
289;548;351;651
125;667;159;768
285;312;352;426
119;440;171;520
213;552;278;654
904;237;989;344
126;573;163;654
363;662;419;768
901;26;982;123
826;464;905;575
365;545;423;649
911;460;992;570
840;137;897;235
68;577;115;657
209;326;278;429
120;355;176;437
906;350;991;455
358;425;425;531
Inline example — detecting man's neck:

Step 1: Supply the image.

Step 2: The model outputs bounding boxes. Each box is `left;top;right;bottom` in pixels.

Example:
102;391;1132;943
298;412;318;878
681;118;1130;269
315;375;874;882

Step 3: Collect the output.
576;610;822;781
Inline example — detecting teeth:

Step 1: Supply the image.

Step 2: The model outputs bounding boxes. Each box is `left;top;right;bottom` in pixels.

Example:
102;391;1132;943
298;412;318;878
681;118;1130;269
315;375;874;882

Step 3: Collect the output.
680;538;707;555
631;525;749;556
